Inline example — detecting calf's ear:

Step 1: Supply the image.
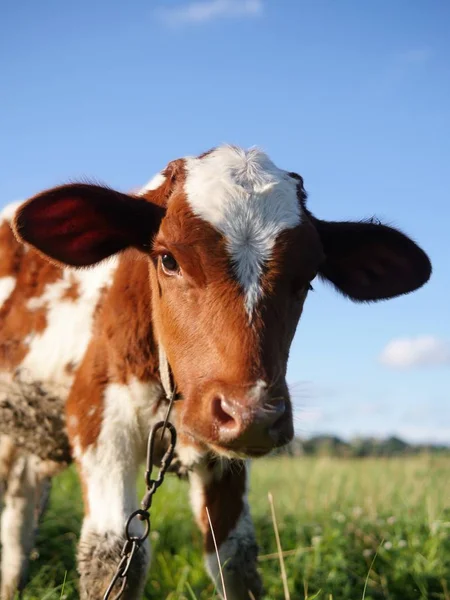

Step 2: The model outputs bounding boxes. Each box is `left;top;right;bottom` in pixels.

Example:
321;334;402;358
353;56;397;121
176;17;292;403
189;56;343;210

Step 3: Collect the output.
313;218;431;302
13;183;166;267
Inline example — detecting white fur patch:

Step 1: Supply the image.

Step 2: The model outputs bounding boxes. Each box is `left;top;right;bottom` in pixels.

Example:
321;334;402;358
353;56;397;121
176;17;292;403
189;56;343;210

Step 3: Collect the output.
176;443;203;469
67;415;78;429
80;383;141;536
189;469;207;524
72;436;82;460
80;378;162;536
189;463;213;524
0;453;41;599
250;379;267;400
20;259;117;386
0;276;16;309
184;146;302;314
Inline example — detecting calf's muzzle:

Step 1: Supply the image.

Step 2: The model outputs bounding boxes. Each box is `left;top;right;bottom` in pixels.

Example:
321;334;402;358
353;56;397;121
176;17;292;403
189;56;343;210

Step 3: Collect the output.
186;380;294;456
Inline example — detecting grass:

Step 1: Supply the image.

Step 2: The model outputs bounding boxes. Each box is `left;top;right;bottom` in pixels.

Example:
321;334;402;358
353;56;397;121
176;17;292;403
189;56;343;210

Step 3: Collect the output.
18;454;450;600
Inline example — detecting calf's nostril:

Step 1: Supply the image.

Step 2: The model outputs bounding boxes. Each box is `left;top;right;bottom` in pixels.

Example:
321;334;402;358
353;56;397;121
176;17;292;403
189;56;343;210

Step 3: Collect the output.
265;398;287;423
269;400;287;433
273;398;286;415
212;396;237;429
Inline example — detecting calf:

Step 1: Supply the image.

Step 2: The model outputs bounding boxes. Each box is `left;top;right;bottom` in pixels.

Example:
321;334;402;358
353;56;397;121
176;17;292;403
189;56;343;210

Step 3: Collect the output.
0;145;431;599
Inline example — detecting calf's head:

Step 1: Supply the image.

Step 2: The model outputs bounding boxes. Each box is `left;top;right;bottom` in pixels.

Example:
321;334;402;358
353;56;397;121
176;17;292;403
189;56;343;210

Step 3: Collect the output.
13;146;431;458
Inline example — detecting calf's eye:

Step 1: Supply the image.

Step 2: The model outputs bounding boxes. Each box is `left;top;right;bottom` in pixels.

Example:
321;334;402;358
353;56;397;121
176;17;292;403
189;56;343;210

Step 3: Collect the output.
161;253;179;275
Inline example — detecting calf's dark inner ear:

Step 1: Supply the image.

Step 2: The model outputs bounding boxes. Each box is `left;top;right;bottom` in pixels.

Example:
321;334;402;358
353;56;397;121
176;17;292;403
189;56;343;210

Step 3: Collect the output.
14;184;166;267
312;217;432;302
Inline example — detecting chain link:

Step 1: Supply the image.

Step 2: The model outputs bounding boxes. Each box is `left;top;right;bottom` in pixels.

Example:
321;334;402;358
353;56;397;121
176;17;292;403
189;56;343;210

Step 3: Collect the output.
103;420;177;600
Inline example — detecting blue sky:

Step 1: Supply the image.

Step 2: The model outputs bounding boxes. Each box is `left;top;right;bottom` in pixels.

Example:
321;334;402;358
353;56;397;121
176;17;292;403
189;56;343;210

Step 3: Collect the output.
1;0;449;443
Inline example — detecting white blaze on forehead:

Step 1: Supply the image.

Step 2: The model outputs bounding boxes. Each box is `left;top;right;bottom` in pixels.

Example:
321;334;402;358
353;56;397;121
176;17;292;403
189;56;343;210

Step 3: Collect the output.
184;146;302;314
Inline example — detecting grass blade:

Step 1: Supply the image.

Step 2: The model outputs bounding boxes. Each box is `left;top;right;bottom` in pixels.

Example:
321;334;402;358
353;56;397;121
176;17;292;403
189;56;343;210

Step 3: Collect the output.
362;538;384;600
206;506;228;600
268;492;290;600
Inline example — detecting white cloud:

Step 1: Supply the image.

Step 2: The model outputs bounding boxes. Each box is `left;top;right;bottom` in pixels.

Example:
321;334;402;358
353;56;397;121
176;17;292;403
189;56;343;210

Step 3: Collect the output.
379;335;450;369
158;0;263;26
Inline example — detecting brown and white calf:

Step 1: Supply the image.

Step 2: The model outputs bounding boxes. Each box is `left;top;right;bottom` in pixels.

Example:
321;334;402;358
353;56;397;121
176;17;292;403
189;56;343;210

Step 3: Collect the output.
0;145;431;599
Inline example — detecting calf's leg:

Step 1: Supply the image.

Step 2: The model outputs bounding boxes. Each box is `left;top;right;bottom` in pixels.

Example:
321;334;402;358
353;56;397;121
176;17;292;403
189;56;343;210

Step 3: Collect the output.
75;408;150;599
0;436;16;501
189;460;262;600
0;445;52;600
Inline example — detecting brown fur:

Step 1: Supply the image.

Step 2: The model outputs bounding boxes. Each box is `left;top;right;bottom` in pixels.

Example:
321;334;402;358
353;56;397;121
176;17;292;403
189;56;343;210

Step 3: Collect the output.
200;462;246;552
66;341;107;451
60;277;80;301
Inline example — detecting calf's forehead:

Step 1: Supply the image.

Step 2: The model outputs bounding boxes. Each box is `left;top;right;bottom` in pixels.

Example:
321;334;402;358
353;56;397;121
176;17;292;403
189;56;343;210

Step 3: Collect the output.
183;146;302;228
147;146;306;314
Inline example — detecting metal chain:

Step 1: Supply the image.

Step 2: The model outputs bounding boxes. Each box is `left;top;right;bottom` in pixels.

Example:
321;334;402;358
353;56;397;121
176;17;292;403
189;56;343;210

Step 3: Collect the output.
103;420;177;600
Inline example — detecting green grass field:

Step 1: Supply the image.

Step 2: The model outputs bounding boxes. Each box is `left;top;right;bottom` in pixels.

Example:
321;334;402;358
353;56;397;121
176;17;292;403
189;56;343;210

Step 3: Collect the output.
20;455;450;600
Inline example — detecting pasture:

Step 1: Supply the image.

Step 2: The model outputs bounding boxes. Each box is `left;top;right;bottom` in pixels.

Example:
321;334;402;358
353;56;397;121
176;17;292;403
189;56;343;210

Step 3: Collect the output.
20;454;450;600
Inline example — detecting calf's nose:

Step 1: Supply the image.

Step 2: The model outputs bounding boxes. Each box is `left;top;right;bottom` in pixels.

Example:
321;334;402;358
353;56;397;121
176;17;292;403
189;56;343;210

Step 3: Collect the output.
210;390;290;451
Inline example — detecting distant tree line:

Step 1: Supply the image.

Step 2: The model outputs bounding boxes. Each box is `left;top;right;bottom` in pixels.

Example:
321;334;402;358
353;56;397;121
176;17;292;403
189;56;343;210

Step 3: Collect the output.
273;435;450;458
